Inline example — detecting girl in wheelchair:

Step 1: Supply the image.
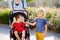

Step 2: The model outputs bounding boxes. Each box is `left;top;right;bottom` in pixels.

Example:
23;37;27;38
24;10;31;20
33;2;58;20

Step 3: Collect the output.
10;12;28;40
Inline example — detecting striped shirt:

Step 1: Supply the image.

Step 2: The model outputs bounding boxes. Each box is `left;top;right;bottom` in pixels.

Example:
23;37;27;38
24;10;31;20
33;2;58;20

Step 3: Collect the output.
10;0;27;13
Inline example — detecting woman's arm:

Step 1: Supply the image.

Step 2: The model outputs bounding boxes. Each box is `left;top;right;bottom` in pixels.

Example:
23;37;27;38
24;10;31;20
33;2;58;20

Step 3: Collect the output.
9;0;13;11
23;0;27;9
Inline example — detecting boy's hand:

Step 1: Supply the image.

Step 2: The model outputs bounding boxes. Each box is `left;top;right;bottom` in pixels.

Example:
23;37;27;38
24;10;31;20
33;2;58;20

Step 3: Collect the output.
26;24;29;27
26;22;29;24
43;32;46;37
26;21;36;26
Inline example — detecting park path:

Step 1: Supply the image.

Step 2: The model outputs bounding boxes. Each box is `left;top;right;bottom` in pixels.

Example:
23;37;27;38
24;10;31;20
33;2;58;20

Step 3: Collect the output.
0;24;60;40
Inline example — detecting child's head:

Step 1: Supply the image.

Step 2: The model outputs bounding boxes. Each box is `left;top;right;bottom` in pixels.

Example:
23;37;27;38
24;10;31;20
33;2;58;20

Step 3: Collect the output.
36;8;46;18
14;13;24;22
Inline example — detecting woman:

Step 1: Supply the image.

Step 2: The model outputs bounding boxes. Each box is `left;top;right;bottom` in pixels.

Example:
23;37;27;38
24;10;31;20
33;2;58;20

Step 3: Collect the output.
9;0;27;22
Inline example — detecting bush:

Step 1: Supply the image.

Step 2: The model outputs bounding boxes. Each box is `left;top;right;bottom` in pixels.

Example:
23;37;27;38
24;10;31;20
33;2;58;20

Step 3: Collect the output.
51;16;60;33
45;12;52;21
27;7;60;33
56;27;60;33
26;0;35;2
0;7;60;33
46;12;60;33
0;8;10;24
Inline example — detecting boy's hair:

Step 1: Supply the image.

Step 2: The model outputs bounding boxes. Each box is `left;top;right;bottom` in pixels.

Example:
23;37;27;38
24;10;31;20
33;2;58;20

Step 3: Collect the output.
36;8;46;17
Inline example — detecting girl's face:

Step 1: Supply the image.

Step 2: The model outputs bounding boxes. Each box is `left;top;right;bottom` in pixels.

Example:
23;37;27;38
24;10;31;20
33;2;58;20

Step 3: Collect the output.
17;15;24;22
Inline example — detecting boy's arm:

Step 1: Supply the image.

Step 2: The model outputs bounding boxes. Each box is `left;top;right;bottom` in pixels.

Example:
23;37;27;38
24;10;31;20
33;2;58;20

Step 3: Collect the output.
25;24;29;27
44;20;48;34
27;22;36;26
44;24;47;34
43;24;47;37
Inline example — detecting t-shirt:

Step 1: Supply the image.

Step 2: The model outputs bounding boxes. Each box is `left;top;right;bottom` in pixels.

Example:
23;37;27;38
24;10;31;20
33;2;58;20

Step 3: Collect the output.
10;0;27;13
13;22;26;32
35;18;47;32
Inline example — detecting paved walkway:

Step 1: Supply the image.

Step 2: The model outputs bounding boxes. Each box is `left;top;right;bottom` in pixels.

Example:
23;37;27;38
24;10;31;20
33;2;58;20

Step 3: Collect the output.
0;24;60;40
30;29;60;40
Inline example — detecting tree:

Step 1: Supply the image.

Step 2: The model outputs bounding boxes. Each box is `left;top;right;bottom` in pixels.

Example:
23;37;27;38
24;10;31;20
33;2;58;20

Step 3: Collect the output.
0;0;1;1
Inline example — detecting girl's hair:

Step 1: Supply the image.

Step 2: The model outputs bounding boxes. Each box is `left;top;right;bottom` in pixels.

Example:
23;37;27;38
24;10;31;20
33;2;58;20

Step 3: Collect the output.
13;13;21;22
15;13;21;20
13;12;24;21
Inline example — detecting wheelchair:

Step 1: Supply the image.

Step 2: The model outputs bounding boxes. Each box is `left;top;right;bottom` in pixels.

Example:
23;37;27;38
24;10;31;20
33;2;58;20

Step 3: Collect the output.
9;11;30;40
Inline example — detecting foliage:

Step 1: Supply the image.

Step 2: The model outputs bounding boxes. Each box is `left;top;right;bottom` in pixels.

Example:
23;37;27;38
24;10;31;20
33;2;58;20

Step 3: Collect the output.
26;0;35;2
0;0;1;1
0;7;60;33
45;12;51;21
0;8;10;24
27;7;37;18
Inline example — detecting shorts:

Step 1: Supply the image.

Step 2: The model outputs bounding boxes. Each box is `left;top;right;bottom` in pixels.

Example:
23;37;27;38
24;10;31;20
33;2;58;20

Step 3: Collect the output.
36;32;44;40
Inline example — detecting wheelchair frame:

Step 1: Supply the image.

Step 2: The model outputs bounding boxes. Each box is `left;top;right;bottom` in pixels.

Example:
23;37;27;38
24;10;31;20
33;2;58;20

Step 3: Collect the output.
9;11;30;40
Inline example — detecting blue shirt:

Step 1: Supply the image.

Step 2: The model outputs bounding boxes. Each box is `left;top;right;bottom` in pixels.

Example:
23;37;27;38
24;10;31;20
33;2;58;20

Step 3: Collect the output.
10;0;27;13
35;18;47;32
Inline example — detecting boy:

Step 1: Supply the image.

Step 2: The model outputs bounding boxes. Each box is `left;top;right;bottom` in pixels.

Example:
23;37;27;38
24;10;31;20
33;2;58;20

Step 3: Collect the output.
27;8;47;40
11;12;27;40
